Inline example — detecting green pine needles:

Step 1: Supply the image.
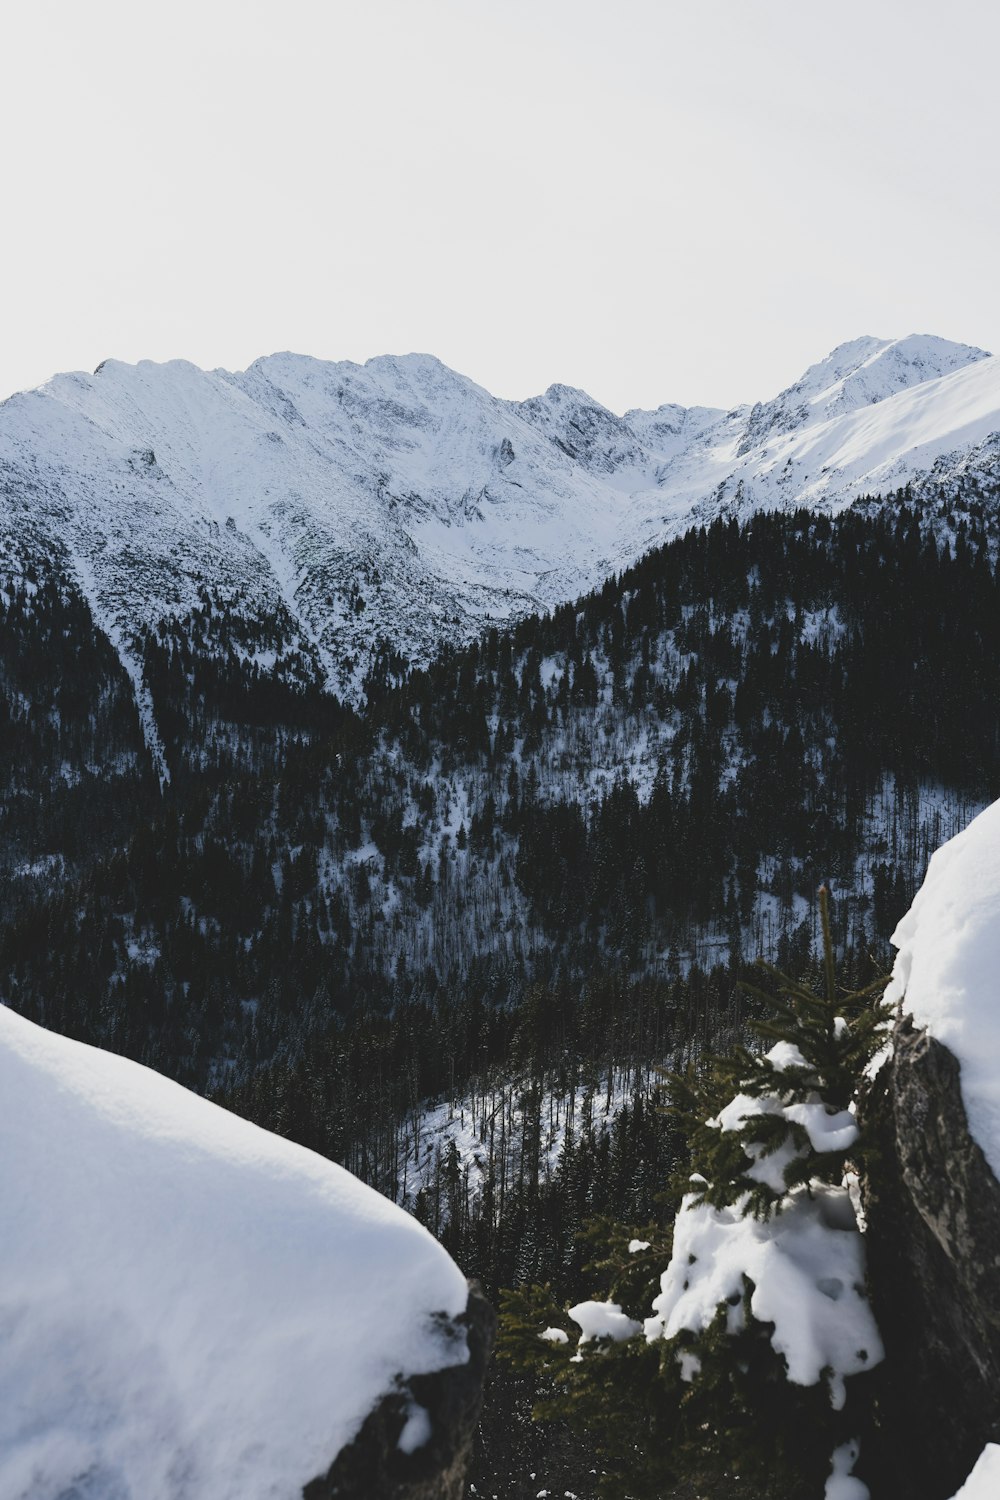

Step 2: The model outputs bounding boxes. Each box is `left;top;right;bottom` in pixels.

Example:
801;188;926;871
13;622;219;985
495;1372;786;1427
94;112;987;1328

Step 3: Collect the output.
675;886;891;1221
498;888;891;1499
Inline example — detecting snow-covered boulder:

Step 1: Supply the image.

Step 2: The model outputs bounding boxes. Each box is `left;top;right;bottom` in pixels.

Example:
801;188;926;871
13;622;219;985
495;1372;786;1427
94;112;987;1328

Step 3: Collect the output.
863;800;1000;1499
949;1444;1000;1499
0;1005;491;1500
884;796;1000;1174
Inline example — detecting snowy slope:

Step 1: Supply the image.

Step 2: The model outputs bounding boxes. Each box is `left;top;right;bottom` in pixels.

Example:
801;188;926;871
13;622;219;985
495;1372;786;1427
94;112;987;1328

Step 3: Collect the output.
0;1004;470;1500
1;333;998;701
736;334;989;450
885;797;1000;1180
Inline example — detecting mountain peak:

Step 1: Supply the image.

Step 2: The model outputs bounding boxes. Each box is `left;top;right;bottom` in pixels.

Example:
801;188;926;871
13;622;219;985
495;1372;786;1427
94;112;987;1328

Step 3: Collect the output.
2;334;999;710
795;333;991;404
737;333;992;455
516;383;648;476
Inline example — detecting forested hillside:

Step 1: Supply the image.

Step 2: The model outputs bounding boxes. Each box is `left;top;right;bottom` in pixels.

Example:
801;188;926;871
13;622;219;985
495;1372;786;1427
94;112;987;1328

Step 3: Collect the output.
4;489;999;1494
2;493;997;1296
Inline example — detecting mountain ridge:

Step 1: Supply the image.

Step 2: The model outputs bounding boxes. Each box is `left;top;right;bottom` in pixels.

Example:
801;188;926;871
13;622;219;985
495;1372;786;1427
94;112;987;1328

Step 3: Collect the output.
2;333;998;704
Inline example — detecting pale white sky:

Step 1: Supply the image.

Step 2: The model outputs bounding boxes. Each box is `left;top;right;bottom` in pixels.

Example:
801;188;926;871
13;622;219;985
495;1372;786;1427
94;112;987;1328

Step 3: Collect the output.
3;0;998;412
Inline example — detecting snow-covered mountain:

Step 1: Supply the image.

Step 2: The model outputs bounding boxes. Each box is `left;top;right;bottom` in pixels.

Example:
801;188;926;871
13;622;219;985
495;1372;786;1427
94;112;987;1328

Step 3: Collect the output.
1;332;998;700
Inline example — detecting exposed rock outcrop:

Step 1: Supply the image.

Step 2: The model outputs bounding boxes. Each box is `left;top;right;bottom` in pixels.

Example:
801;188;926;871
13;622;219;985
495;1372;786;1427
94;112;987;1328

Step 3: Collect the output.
304;1281;495;1500
864;1017;1000;1499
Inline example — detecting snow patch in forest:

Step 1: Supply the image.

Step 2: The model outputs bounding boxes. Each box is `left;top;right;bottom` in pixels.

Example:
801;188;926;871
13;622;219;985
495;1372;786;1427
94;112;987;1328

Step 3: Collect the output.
396;1065;656;1220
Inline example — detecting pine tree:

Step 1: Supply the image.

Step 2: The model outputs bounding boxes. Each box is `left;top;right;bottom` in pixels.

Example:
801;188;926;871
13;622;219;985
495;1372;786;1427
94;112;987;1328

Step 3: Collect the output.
672;886;890;1222
499;889;890;1499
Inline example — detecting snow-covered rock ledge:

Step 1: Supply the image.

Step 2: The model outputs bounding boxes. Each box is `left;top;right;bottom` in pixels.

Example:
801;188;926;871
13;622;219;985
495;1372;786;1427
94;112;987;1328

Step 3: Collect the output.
863;800;1000;1500
0;1005;492;1500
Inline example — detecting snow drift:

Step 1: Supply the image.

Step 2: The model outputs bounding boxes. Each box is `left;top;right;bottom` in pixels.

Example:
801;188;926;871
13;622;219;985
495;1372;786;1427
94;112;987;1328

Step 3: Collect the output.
885;795;1000;1178
0;1004;470;1500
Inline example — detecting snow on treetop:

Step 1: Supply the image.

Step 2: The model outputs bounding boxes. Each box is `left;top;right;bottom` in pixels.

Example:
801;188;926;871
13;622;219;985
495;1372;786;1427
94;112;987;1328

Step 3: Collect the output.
643;1181;881;1411
885;796;1000;1180
568;1300;642;1345
0;1004;469;1500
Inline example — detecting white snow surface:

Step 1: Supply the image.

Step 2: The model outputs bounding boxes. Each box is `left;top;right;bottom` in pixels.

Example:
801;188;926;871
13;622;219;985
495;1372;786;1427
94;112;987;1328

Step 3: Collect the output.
824;1440;870;1500
396;1402;432;1456
885;797;1000;1179
567;1301;642;1345
713;1091;858;1193
709;1041;859;1193
644;1181;882;1410
949;1444;1000;1499
2;334;999;702
0;1005;469;1500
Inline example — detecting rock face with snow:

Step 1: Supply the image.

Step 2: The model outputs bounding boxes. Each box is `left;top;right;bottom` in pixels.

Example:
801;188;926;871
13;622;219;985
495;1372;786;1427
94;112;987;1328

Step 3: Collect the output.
2;333;999;703
865;1021;1000;1499
304;1282;494;1500
0;1004;491;1500
863;800;1000;1500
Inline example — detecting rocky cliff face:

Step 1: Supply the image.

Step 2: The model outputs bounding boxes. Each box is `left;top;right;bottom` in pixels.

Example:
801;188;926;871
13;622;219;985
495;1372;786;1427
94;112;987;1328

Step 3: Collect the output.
305;1282;495;1500
864;1017;1000;1500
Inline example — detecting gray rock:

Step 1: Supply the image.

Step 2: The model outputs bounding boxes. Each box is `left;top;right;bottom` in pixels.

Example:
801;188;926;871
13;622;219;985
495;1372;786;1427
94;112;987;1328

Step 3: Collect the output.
863;1016;1000;1498
303;1281;495;1500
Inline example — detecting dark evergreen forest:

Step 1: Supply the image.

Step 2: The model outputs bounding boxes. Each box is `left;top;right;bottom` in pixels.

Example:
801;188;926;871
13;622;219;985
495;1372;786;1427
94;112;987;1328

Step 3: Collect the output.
2;493;999;1493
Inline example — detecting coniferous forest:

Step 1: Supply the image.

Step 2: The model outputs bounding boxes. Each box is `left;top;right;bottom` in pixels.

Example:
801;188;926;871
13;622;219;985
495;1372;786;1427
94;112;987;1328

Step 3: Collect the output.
3;490;1000;1494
